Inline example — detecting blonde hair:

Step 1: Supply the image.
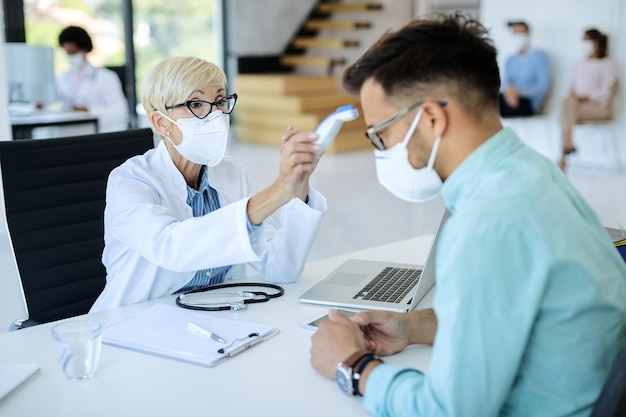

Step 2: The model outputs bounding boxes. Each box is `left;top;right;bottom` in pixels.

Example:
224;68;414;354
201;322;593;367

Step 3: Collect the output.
141;56;227;116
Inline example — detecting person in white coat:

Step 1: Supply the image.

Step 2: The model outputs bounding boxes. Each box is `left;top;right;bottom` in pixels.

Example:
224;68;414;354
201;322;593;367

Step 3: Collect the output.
56;26;128;132
91;56;327;311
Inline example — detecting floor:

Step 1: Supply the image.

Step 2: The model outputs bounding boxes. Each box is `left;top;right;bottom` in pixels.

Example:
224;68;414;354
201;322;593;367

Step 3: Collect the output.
228;136;626;262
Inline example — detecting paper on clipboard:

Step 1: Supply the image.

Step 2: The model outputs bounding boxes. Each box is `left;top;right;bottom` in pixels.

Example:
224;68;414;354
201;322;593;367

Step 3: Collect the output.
102;304;278;367
0;363;39;400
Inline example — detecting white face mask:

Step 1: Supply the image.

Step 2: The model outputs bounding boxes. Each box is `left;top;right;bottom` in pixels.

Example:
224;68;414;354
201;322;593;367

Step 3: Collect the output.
159;110;230;167
582;40;595;57
67;53;86;69
510;33;530;53
374;109;443;203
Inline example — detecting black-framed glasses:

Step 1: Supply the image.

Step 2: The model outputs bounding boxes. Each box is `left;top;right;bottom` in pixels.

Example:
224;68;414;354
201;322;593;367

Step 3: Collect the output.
166;93;238;119
364;100;447;150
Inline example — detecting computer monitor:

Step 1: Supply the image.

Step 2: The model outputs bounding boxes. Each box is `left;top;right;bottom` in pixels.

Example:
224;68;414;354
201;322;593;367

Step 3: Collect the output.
3;43;57;105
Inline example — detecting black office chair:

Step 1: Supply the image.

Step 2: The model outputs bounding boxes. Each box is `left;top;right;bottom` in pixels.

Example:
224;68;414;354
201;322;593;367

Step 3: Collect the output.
0;128;154;327
590;343;626;417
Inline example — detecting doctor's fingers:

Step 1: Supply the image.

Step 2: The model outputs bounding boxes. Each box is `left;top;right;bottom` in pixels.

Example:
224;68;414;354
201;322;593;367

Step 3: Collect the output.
280;150;319;173
282;131;318;151
281;125;300;144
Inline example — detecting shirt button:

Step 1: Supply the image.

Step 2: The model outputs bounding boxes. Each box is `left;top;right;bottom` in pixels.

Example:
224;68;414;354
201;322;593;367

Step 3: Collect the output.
205;271;212;277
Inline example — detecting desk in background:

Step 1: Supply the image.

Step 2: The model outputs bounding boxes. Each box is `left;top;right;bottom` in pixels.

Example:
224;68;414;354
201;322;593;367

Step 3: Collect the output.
0;235;434;417
10;111;99;139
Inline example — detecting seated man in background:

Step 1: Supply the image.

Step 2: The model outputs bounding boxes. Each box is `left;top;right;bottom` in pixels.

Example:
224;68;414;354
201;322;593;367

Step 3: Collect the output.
499;21;551;117
310;12;626;417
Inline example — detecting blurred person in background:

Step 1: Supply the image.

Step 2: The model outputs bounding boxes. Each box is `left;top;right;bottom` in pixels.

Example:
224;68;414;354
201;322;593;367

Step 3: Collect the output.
559;28;618;170
56;25;129;132
499;21;551;117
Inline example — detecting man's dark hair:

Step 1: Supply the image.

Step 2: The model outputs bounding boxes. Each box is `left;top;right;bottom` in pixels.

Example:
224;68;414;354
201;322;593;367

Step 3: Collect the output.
507;21;530;32
343;13;500;117
585;28;609;58
58;26;93;52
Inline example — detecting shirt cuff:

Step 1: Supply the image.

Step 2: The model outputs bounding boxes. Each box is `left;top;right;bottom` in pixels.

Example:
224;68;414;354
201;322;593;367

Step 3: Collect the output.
246;213;260;233
363;364;424;416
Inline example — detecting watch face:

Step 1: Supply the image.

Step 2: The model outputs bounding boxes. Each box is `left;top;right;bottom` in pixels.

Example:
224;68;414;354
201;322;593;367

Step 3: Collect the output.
336;366;352;395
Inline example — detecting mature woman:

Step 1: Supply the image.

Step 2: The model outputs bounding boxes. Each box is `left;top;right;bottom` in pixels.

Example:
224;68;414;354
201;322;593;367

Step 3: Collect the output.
91;56;327;311
559;28;618;170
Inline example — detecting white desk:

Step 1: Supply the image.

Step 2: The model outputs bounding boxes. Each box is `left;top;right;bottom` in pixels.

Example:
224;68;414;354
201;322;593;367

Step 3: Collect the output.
10;111;98;139
0;235;434;417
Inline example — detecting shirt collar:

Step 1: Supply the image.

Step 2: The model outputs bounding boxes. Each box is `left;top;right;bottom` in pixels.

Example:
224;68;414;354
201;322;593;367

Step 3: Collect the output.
185;165;209;204
440;127;523;212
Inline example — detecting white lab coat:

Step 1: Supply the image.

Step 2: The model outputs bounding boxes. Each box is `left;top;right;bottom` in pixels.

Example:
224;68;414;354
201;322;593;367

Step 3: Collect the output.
91;141;327;312
56;62;129;132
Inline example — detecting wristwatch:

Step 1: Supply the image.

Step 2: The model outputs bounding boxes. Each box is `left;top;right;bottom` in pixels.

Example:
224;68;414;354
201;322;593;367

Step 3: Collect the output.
352;354;383;396
336;351;370;396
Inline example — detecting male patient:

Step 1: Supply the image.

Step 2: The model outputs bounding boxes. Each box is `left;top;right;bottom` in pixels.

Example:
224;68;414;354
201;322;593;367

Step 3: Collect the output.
310;13;626;417
499;20;550;117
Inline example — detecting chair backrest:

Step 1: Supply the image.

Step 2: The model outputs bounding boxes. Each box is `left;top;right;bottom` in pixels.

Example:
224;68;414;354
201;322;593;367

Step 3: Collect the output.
0;128;154;326
590;343;626;417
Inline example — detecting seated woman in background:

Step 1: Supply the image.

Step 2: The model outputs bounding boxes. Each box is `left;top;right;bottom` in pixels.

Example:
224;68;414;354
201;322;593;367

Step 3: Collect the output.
56;26;129;132
559;28;618;170
90;56;327;312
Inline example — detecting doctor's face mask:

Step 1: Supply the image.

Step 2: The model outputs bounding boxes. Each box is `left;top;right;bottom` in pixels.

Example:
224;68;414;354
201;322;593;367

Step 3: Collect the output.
159;110;230;167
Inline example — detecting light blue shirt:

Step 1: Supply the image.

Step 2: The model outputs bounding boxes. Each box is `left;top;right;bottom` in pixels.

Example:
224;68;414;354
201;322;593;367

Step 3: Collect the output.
502;49;550;112
178;166;259;291
364;128;626;417
179;166;233;291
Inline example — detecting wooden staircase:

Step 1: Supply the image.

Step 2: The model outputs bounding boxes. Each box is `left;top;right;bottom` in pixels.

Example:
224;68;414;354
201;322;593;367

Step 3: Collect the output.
235;1;383;152
234;74;368;152
280;1;381;74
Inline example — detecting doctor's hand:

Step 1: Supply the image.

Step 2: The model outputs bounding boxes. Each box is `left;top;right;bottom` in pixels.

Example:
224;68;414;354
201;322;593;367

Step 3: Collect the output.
310;309;370;379
350;309;438;356
276;125;321;203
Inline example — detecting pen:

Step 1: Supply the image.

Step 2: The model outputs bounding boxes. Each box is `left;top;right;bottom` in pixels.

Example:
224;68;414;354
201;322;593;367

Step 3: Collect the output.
224;335;265;357
186;322;226;343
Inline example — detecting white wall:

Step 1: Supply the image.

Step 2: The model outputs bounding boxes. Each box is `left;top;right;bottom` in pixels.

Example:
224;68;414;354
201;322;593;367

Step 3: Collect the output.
228;0;316;55
481;0;626;161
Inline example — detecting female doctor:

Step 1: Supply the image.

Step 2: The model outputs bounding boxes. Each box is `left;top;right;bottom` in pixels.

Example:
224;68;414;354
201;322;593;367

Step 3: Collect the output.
56;26;128;132
90;56;327;311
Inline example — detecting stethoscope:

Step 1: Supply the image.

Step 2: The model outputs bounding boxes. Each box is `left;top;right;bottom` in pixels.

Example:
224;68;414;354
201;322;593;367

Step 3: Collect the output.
175;282;284;311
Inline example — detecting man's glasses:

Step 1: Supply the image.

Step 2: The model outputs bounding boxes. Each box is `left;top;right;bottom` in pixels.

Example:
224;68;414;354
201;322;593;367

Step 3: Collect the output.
166;93;238;119
364;100;446;150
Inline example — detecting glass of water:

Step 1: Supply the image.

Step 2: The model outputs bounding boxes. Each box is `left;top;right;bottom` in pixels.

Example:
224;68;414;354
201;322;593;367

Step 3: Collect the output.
51;320;102;380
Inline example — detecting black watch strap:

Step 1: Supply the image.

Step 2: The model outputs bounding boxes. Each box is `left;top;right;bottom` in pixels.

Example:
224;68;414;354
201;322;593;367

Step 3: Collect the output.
352;354;383;396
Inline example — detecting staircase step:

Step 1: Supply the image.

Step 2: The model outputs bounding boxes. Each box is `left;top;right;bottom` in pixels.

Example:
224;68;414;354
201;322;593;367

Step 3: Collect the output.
236;108;364;131
237;91;359;113
236;74;338;94
317;3;383;13
280;55;346;69
293;37;359;49
305;20;372;30
235;124;370;153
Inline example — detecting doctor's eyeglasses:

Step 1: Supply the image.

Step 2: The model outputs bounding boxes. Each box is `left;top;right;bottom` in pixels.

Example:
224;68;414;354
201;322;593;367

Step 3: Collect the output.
166;93;238;119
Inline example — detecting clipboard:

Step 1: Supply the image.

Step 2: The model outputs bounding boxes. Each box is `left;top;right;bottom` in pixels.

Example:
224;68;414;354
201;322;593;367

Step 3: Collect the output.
102;304;278;367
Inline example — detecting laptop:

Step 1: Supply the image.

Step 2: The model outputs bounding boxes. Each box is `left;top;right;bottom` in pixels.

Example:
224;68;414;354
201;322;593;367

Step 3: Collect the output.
299;209;450;312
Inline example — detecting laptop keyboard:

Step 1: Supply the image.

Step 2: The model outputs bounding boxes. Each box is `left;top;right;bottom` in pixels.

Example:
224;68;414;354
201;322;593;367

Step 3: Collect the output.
353;267;421;303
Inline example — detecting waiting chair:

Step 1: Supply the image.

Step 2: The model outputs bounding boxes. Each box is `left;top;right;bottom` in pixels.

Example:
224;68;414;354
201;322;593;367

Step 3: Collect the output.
590;343;626;417
0;128;154;328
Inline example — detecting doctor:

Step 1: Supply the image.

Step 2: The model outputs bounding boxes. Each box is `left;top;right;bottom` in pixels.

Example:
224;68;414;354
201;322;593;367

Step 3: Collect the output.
56;26;129;132
91;56;327;311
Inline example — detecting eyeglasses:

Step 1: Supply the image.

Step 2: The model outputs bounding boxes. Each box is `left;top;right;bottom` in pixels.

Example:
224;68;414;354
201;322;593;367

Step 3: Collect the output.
364;100;447;150
166;93;238;119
